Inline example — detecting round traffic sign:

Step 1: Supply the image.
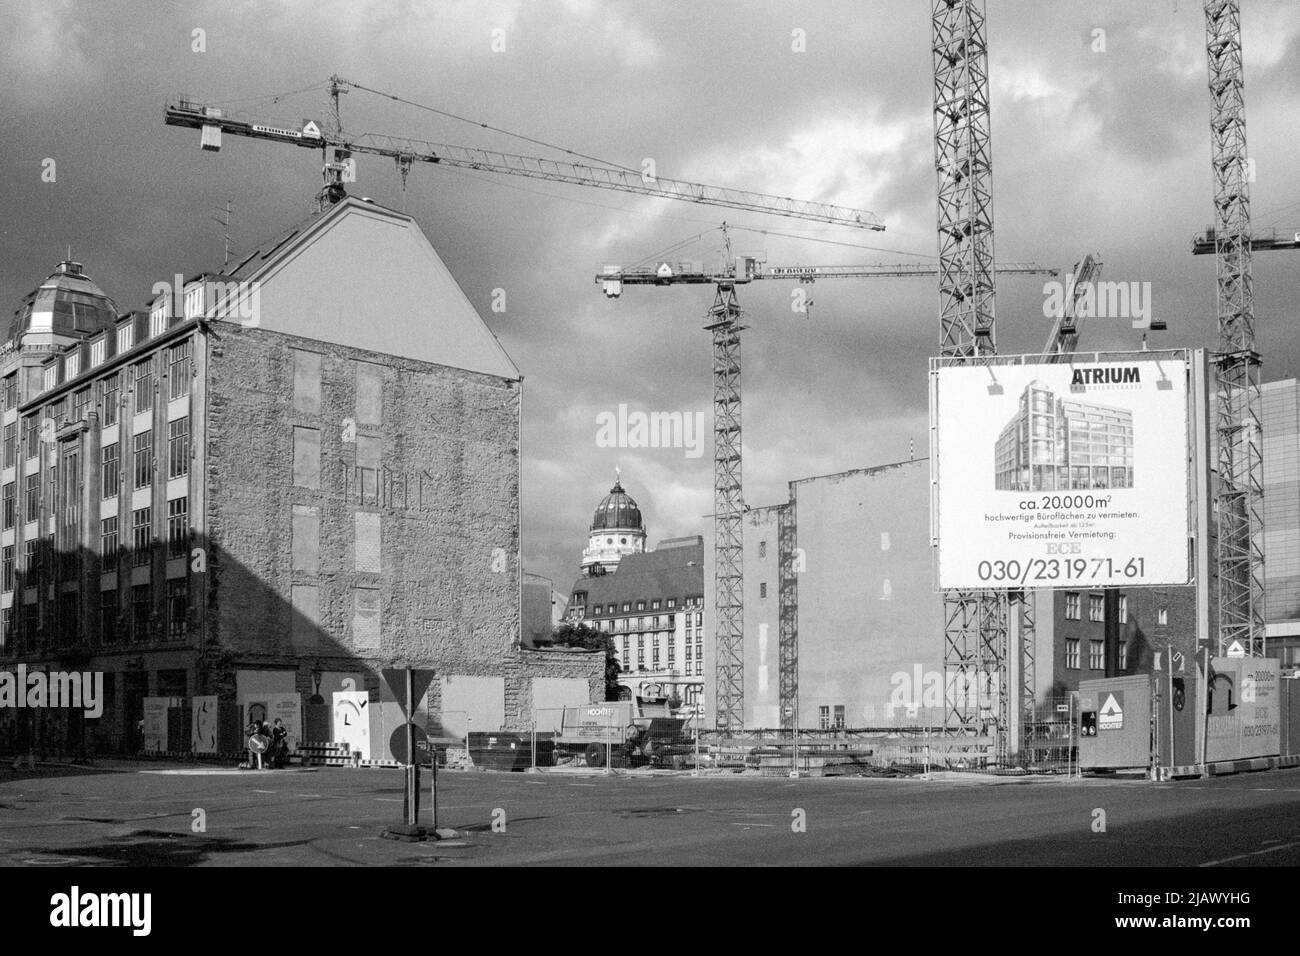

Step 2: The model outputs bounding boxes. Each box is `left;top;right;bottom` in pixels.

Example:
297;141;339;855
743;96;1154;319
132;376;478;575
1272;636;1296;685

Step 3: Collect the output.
247;733;269;754
389;723;429;764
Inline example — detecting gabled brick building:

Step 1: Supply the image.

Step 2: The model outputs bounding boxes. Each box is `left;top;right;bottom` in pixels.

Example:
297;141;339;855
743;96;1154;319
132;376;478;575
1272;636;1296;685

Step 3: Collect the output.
0;197;600;755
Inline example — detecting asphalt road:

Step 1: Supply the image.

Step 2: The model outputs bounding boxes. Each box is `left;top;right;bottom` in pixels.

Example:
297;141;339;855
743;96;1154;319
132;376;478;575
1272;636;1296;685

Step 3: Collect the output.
1;762;1298;867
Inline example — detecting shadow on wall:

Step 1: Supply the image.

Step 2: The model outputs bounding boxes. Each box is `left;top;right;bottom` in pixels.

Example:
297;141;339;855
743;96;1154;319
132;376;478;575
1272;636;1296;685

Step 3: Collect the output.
0;531;500;761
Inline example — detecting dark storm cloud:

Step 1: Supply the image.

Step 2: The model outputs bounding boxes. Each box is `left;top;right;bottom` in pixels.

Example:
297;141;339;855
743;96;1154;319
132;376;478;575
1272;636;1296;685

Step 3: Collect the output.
0;0;1297;595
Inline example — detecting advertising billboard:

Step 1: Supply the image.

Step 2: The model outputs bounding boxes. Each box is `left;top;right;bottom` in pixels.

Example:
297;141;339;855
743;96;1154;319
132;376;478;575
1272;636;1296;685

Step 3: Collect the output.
930;351;1194;589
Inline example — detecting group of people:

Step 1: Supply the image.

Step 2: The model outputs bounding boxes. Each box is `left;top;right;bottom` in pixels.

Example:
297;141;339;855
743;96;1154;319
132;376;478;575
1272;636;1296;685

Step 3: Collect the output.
243;717;290;770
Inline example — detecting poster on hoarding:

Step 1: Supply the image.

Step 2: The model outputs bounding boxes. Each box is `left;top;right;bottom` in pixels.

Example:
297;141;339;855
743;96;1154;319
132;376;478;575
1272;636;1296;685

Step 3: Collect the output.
1206;657;1280;762
930;352;1193;590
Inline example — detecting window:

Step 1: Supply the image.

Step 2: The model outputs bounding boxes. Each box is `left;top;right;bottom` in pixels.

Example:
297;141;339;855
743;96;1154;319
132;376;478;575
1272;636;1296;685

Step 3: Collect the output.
167;417;190;478
1;482;12;530
90;338;106;367
651;599;660;610
355;512;381;572
1118;595;1128;625
167;498;189;558
637;635;644;667
1088;594;1104;623
73;388;91;421
291;506;319;573
133;430;153;488
23;539;37;575
293;427;321;489
22;418;37;459
1064;592;1081;620
167;580;188;640
117;324;134;353
101;590;118;645
819;706;830;730
167;341;192;401
65;353;81;379
101;517;118;571
1;546;11;592
636;600;645;611
759;541;767;559
1158;607;1168;626
24;473;39;522
2;374;15;410
150;304;167;337
356;361;383;426
131;584;151;642
1089;639;1104;670
667;598;676;609
134;360;154;413
292;349;321;415
694;611;702;627
100;373;119;427
132;507;152;566
1066;638;1080;669
593;604;602;616
60;448;79;531
42;366;56;392
1118;640;1128;670
833;705;845;730
101;443;120;498
760;582;767;599
2;423;13;468
652;640;660;666
352;587;380;649
622;602;630;612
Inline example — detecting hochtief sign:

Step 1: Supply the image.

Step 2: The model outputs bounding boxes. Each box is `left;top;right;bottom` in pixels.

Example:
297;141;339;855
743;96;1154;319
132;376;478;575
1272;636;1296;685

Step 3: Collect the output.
929;351;1194;590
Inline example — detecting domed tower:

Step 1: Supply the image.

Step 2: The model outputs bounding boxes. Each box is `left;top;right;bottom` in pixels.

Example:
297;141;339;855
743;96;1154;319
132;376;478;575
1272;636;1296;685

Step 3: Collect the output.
7;259;119;347
581;470;647;576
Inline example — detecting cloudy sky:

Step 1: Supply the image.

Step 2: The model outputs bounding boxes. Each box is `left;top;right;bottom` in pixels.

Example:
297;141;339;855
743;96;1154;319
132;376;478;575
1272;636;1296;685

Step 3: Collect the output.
2;0;1298;594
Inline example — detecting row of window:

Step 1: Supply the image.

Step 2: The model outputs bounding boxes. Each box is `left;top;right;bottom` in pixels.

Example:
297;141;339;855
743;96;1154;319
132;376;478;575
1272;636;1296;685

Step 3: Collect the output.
0;579;189;655
591;595;703;616
0;419;189;532
1064;638;1129;671
21;341;193;423
0;497;189;593
1063;592;1140;624
818;705;846;730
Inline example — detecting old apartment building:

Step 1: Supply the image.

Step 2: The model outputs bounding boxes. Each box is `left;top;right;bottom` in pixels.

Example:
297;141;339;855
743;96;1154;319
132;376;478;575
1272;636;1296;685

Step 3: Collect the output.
0;197;599;754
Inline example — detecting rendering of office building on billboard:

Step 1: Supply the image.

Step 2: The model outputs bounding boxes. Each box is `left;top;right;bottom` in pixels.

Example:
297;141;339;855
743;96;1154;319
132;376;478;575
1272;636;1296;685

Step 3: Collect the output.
994;381;1135;492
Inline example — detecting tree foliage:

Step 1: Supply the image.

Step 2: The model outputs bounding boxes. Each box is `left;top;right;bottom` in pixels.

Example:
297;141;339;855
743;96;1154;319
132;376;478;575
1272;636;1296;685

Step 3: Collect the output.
551;622;621;701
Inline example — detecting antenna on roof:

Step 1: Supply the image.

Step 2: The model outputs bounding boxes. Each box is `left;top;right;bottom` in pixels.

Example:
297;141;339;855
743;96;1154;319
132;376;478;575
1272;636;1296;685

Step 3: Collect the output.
211;199;234;266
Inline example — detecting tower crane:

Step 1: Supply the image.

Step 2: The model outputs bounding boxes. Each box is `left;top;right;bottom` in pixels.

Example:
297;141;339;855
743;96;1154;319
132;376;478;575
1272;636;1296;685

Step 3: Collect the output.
1201;0;1273;658
1043;254;1102;359
596;236;1056;732
164;76;886;736
165;79;884;231
598;256;1055;297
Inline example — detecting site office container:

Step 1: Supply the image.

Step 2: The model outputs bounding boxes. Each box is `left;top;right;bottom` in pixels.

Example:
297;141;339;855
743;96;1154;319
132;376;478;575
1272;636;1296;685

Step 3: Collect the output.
1078;673;1198;771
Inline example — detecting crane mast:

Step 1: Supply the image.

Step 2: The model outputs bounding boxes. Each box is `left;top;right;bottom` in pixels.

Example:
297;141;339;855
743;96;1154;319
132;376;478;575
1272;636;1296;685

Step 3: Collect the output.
932;0;1013;755
1204;0;1265;658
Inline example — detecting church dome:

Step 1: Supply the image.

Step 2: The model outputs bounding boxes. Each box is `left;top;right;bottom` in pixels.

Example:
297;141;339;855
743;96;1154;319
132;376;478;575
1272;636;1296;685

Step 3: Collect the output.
7;260;119;344
591;479;643;532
